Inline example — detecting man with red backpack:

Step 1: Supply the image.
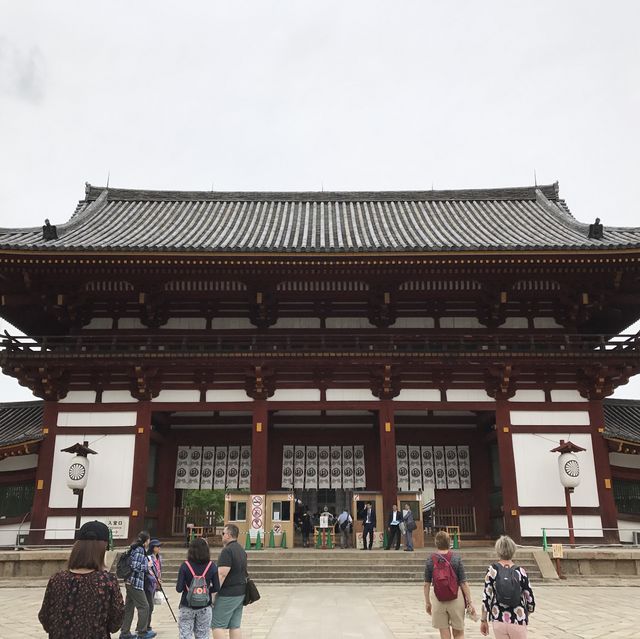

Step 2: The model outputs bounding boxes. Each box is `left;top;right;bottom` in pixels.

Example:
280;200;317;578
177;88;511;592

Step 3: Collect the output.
424;530;476;638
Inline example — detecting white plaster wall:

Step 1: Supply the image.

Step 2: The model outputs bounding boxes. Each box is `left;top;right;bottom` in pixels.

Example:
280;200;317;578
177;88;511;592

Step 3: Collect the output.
519;514;603;538
512;433;599;507
325;318;373;329
326;389;377;401
205;389;252;402
271;318;321;329
394;389;440;402
550;390;587;402
392;317;435;328
618;519;640;543
0;454;38;472
509;390;545;403
84;317;113;329
102;391;138;403
533;317;563;329
118;318;146;329
49;434;135;509
211;317;254;329
0;522;30;547
59;391;97;404
44;515;130;540
510;410;590;426
57;411;137;427
163;317;207;329
152;390;200;403
446;389;493;402
269;389;321;401
501;317;529;329
609;452;640;469
440;317;484;329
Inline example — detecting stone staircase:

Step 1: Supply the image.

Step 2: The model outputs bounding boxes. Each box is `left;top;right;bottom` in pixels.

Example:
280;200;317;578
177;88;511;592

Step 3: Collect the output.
156;547;543;584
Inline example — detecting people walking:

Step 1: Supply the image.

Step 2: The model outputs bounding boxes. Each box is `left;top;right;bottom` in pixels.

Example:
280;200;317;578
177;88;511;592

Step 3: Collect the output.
385;504;402;550
424;530;476;639
120;530;155;639
480;535;535;638
211;523;249;639
176;537;219;639
361;501;376;550
144;539;163;634
336;508;353;548
402;503;416;551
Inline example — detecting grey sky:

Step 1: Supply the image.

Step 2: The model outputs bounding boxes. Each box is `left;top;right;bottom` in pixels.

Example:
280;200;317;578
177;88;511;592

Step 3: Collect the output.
1;1;639;402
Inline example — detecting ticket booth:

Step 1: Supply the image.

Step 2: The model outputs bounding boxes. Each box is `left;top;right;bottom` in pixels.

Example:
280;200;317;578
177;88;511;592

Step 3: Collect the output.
265;491;294;548
224;491;251;544
397;491;424;549
351;491;384;549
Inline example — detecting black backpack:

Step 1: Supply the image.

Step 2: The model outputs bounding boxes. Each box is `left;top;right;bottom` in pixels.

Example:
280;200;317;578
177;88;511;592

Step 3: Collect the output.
492;563;522;608
116;546;135;580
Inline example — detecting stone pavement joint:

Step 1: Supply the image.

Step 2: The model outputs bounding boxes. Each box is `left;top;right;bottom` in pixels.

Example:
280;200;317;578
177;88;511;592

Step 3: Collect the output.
2;583;636;638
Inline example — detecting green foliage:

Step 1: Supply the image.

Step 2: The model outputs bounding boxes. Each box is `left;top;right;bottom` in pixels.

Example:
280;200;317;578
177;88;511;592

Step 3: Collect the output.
183;489;225;522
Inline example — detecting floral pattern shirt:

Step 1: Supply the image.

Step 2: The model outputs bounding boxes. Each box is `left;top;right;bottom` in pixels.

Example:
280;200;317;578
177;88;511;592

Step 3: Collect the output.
482;564;535;625
38;569;124;639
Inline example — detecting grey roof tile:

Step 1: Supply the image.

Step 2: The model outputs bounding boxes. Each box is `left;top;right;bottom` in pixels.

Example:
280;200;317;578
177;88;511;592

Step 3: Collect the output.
2;183;640;253
0;401;43;448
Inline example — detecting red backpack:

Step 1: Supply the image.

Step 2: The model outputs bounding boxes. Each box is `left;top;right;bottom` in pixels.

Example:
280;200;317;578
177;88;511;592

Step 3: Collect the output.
431;552;459;601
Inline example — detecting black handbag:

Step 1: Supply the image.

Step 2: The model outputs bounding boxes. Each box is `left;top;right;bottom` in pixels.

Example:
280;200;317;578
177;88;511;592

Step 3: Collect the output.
244;577;260;606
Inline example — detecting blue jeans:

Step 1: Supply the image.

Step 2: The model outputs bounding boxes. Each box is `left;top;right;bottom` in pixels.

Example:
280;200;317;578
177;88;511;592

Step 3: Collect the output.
405;529;414;550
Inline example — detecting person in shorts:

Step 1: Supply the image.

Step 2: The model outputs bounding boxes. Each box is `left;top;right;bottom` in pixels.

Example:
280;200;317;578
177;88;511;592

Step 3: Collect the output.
424;530;476;639
211;523;248;639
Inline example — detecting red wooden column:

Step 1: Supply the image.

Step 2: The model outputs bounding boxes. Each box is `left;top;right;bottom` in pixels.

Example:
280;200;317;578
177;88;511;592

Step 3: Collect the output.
29;401;59;544
495;400;521;540
251;400;269;494
156;432;177;537
588;400;619;543
378;400;398;517
129;401;152;540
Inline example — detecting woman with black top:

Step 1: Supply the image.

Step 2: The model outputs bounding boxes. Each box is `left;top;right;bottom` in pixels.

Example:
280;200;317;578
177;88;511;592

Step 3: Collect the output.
175;537;220;639
38;520;124;639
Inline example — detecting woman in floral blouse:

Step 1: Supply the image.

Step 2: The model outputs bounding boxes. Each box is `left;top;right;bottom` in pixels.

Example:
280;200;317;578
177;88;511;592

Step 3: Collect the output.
39;520;124;639
480;535;535;638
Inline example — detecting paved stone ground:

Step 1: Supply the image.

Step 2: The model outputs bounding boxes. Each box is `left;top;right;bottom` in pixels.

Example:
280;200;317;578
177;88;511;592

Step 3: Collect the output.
3;582;638;639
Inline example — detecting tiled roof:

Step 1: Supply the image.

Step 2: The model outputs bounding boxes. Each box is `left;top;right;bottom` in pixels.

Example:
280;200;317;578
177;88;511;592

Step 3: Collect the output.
603;399;640;446
0;401;43;448
2;182;640;253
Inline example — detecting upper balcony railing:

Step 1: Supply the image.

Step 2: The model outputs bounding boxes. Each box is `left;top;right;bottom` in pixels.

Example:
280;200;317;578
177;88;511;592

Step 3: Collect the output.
2;331;639;359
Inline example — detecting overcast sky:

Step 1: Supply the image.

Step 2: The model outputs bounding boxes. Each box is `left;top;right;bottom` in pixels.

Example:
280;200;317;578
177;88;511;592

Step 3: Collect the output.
1;1;639;402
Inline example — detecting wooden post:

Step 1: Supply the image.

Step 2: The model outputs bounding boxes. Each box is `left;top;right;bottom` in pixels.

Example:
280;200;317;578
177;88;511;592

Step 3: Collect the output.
251;400;268;494
129;402;152;541
564;487;575;546
495;400;521;540
378;400;397;517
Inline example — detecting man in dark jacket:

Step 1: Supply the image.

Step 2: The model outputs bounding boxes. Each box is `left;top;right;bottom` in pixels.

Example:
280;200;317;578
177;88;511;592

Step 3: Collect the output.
386;504;402;550
361;502;376;550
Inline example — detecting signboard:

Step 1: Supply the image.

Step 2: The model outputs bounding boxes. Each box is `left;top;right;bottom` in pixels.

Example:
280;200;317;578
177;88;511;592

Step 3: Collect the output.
105;517;129;539
552;543;564;559
250;494;265;540
320;513;330;528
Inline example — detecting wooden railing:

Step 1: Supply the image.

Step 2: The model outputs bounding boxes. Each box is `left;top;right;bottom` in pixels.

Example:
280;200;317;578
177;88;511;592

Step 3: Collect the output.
172;507;221;536
432;506;477;534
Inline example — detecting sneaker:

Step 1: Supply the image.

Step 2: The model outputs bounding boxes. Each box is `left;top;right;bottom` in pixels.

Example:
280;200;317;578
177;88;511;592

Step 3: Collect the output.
137;632;157;639
119;634;135;639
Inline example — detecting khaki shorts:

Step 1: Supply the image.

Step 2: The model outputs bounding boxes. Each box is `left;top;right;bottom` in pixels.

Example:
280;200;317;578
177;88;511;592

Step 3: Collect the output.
431;593;465;630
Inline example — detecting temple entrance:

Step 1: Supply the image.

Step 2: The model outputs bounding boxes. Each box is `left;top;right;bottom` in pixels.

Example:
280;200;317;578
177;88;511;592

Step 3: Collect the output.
294;488;353;520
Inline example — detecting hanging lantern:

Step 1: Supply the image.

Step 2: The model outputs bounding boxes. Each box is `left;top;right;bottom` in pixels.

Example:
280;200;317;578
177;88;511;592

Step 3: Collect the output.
551;440;586;489
67;454;90;490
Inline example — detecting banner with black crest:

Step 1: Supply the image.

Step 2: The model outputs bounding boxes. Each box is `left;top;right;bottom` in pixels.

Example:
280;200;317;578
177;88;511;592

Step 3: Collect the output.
330;446;342;488
353;445;366;489
305;446;318;489
239;445;252;489
174;446;190;488
200;446;215;489
318;445;330;488
213;447;228;489
342;445;354;489
281;445;294;488
293;446;306;489
396;445;409;491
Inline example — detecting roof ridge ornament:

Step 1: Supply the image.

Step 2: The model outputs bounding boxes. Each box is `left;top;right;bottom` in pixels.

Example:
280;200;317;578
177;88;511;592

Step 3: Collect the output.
588;218;604;240
42;219;57;241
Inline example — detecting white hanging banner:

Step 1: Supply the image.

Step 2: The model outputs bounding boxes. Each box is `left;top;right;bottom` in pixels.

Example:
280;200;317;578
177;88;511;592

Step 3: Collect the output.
457;445;471;489
330;445;342;488
342;445;354;489
213;447;228;489
305;446;318;489
239;445;252;489
174;446;190;489
226;446;240;489
408;445;422;491
187;447;203;489
281;445;294;488
396;445;409;492
353;445;366;489
318;446;330;489
421;446;435;487
200;446;215;490
444;445;460;489
293;446;306;489
433;446;447;489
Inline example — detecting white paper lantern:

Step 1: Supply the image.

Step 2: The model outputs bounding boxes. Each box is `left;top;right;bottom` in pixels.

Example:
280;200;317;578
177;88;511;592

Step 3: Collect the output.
67;455;90;490
558;452;581;488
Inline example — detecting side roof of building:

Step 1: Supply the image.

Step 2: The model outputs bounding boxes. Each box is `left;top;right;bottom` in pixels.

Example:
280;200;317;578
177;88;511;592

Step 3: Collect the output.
2;182;640;253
